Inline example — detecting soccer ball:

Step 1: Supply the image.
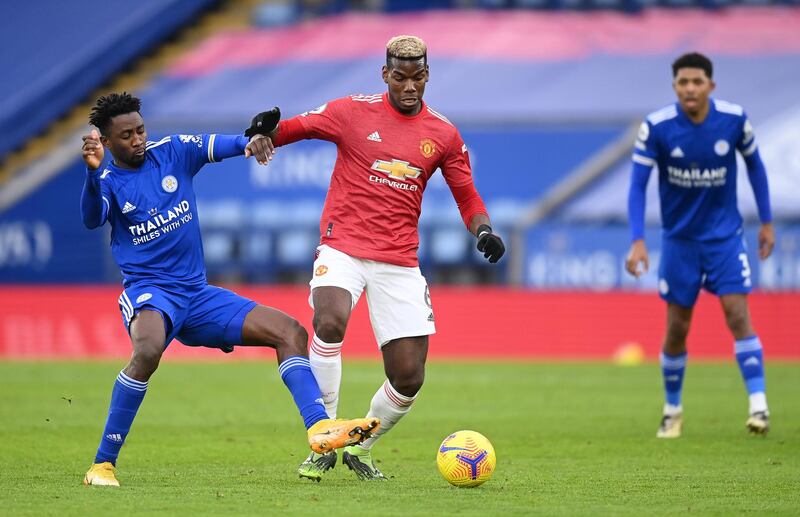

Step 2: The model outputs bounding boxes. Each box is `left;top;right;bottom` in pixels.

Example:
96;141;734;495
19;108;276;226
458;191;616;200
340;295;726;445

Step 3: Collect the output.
436;430;496;487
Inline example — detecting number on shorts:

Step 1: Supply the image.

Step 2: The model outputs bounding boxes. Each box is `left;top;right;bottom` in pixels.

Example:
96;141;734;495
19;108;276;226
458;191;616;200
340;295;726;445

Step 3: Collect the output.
738;253;752;278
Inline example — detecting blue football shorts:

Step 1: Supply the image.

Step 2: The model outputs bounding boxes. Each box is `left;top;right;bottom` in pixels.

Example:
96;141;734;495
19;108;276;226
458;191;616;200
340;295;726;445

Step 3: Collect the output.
658;233;753;308
116;283;257;352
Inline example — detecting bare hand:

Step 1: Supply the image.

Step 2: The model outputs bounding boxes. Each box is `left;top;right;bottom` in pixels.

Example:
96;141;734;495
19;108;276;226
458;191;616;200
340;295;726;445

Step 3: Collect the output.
758;222;775;260
244;134;275;165
81;129;104;170
625;240;649;278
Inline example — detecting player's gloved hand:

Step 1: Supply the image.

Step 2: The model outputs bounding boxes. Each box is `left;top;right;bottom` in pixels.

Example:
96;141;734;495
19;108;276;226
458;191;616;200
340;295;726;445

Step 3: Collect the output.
244;107;281;138
476;224;505;263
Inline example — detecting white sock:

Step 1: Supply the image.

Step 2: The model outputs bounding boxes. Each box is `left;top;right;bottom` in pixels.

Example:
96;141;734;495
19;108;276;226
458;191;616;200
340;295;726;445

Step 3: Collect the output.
663;403;683;417
359;380;416;450
749;392;768;414
309;334;342;419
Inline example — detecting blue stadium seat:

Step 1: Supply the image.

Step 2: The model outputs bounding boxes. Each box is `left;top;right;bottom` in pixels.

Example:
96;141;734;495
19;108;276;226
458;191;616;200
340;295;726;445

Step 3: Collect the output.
0;0;217;158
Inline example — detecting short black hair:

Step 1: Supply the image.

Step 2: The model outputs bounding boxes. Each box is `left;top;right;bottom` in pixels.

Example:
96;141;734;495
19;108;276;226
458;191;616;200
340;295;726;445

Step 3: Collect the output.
89;92;142;134
672;52;713;79
386;53;427;69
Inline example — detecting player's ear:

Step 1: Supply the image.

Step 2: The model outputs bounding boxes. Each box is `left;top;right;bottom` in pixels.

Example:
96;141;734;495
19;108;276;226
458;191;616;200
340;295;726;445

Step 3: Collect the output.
708;79;716;93
100;134;110;149
425;64;430;82
381;65;389;84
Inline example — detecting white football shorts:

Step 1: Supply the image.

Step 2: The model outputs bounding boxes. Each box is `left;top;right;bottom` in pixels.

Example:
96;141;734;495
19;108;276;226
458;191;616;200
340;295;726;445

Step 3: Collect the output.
309;244;436;347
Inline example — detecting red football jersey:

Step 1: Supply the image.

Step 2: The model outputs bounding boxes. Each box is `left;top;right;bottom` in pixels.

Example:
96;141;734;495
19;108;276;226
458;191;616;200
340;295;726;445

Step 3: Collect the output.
274;93;487;267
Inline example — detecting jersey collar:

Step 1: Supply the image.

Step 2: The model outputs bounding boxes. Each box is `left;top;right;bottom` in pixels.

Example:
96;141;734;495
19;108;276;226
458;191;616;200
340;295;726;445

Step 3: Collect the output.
676;98;715;127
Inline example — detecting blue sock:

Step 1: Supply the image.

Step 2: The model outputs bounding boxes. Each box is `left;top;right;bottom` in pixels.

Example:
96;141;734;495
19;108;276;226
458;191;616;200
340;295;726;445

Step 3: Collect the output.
94;371;148;465
660;351;687;407
278;356;328;429
735;335;766;395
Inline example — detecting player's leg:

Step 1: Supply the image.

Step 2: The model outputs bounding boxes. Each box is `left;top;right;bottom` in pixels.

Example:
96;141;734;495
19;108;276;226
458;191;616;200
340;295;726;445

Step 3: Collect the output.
704;236;769;434
125;310;168;380
297;247;368;480
297;286;353;480
656;237;702;438
241;304;379;452
657;303;693;437
241;304;326;426
308;245;366;420
364;335;427;446
342;263;434;479
342;335;427;480
310;286;353;418
86;296;172;486
175;286;378;455
720;294;769;433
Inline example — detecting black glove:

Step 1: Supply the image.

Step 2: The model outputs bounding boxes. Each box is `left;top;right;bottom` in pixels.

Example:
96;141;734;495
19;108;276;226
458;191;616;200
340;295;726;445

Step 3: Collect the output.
244;107;281;138
476;224;505;263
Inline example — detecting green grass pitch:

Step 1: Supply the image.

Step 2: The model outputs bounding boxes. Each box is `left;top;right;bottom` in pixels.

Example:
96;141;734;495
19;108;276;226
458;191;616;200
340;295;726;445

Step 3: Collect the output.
1;360;798;515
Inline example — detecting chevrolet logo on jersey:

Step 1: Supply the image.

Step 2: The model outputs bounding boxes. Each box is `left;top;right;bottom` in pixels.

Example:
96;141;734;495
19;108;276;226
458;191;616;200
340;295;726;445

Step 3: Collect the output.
371;159;422;181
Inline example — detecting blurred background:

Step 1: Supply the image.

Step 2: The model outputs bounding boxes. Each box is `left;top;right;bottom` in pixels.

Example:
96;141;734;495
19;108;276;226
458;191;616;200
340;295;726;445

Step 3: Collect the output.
0;0;798;360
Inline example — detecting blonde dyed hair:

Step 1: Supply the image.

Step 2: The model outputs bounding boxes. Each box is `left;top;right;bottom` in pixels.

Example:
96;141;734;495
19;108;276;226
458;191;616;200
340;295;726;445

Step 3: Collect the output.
386;35;427;62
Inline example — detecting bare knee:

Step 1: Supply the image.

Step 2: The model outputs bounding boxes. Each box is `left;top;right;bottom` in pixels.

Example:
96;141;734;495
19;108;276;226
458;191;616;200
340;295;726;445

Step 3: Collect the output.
666;319;690;343
125;311;165;382
664;324;689;355
276;319;309;357
126;339;163;382
313;312;347;343
388;368;425;398
724;307;753;339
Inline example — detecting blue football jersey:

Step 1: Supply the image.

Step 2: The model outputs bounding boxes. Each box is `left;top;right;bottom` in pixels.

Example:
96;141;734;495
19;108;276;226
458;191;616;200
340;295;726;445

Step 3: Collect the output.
93;134;238;286
632;99;758;241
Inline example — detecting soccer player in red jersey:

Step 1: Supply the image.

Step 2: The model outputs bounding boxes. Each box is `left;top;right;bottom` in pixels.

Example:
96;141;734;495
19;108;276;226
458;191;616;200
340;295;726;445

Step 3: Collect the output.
262;35;505;480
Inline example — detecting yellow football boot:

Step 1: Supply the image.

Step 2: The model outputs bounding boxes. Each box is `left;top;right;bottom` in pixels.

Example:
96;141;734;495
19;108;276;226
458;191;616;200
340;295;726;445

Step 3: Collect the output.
307;417;380;454
83;462;120;486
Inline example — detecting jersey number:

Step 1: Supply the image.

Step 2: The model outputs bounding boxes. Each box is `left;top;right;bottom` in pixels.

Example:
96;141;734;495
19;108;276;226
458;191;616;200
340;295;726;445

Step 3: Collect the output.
738;253;752;279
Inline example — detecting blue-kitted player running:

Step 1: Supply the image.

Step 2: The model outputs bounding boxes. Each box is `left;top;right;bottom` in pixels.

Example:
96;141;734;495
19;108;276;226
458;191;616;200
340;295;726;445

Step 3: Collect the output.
625;53;774;438
80;92;378;486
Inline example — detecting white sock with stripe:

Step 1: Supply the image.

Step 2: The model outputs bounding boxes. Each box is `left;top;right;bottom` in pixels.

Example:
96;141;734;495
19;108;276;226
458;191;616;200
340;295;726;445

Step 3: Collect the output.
309;334;342;419
358;379;416;450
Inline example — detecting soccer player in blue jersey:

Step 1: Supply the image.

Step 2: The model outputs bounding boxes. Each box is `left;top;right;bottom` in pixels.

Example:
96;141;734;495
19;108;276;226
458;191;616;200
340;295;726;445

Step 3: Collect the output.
80;92;378;486
625;53;774;438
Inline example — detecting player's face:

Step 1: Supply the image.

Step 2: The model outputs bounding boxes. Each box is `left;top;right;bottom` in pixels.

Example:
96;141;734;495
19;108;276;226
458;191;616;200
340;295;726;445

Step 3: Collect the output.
672;68;715;115
383;58;429;115
102;112;147;168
